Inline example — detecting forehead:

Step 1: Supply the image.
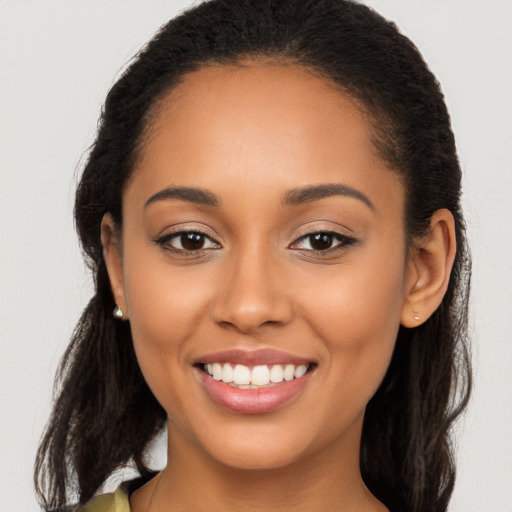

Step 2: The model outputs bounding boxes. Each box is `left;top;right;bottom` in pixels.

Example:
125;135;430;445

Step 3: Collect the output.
143;62;373;154
129;62;402;214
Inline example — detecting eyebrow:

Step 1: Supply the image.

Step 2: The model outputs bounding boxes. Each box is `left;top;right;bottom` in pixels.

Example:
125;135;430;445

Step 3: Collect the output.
144;186;221;208
282;183;374;210
144;182;374;211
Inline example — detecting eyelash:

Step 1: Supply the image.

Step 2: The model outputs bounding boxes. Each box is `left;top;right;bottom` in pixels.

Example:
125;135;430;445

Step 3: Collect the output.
290;231;357;254
154;229;220;255
154;229;357;256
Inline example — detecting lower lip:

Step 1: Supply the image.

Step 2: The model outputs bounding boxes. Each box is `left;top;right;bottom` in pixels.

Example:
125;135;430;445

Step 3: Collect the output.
198;369;313;414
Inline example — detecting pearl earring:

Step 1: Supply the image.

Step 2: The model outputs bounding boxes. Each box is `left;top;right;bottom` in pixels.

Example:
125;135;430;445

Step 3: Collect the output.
113;305;127;320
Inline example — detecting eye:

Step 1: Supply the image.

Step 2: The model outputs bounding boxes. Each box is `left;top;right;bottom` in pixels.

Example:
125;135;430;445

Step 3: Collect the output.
155;230;220;252
291;231;356;252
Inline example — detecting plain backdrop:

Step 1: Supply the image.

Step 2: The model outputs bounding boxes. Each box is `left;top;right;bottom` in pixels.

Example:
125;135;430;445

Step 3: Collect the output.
1;1;511;511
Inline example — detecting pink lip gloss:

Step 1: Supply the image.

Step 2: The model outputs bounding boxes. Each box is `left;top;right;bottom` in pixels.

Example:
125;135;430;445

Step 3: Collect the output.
198;366;313;414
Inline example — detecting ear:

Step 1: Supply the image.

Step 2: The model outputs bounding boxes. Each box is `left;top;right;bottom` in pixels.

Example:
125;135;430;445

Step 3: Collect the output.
400;209;456;327
101;213;128;318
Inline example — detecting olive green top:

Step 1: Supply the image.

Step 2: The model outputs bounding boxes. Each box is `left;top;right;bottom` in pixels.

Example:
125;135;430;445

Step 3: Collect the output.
76;486;130;512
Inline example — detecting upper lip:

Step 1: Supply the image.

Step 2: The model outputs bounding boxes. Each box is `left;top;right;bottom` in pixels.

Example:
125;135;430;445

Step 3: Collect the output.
195;348;314;366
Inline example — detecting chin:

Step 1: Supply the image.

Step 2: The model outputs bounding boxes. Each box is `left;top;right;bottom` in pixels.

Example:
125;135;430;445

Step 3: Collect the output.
187;411;341;472
207;440;309;471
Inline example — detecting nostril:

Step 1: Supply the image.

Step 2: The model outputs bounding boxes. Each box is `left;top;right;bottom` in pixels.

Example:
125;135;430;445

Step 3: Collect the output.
212;302;293;334
211;267;294;332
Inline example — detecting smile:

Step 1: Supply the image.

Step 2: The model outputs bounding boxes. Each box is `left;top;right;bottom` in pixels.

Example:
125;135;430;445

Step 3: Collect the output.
203;362;309;388
195;349;316;414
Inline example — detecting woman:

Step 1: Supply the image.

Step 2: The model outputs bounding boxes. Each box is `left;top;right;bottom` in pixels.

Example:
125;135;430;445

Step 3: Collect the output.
34;0;471;511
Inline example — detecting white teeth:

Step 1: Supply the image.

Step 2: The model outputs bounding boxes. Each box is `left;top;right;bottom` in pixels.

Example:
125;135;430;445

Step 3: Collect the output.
204;362;311;386
233;364;251;385
251;365;270;386
269;364;284;383
222;363;234;383
294;365;307;378
283;364;295;381
212;363;223;380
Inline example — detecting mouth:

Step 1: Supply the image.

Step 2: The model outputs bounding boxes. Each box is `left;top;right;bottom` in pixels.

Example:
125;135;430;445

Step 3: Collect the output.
199;362;314;389
194;350;317;414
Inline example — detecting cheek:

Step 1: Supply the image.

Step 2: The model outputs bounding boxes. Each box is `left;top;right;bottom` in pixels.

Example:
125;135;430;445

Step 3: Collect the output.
299;249;406;402
124;247;210;342
120;245;215;407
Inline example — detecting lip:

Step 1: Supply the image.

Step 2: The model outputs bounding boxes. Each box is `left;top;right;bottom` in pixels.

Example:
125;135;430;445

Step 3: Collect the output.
197;364;315;415
195;348;313;366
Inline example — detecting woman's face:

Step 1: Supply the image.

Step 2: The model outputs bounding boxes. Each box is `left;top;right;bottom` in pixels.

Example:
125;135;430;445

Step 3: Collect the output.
111;63;412;469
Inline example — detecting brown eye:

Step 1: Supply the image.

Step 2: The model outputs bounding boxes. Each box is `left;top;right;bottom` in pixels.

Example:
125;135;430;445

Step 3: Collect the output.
291;231;357;253
155;230;220;252
309;233;334;251
181;232;206;251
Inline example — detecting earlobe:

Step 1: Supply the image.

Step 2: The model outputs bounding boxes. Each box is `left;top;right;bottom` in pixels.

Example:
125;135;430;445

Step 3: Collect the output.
101;214;128;316
400;209;456;328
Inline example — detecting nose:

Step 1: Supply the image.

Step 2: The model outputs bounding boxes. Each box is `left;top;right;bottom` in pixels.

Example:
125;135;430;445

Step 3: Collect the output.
211;246;294;334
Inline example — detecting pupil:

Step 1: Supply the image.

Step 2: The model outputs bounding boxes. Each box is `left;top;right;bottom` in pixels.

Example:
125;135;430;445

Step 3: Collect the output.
181;233;204;251
311;233;333;251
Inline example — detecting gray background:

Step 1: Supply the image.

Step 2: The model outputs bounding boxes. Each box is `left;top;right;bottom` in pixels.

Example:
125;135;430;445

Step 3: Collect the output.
1;1;511;511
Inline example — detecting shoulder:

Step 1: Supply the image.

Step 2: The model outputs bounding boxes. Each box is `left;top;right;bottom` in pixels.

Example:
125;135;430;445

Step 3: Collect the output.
74;486;130;512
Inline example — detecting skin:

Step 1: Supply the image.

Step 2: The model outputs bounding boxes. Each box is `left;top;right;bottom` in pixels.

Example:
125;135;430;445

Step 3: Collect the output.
102;62;456;512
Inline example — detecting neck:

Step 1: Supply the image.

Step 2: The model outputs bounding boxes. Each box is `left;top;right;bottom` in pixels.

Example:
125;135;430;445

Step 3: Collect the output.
132;414;386;512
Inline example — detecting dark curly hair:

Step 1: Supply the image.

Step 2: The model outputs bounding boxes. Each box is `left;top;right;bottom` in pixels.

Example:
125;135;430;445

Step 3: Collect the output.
35;1;471;511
